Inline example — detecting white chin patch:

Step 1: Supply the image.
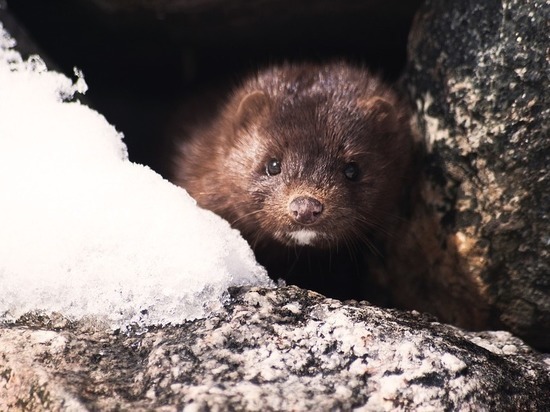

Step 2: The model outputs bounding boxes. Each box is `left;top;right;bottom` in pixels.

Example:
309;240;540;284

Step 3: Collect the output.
288;230;318;246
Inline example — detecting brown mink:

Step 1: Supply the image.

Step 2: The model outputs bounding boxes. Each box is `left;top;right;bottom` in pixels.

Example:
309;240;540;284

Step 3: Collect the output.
169;62;413;300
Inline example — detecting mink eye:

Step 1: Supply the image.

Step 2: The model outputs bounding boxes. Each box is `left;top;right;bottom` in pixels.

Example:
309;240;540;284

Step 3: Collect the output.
344;162;360;181
266;158;282;176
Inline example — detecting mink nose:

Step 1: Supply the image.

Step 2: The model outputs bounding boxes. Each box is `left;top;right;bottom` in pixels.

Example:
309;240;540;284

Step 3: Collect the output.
289;196;324;225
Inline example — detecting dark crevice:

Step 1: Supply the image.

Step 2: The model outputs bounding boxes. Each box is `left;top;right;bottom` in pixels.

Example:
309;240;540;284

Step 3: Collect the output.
7;0;423;173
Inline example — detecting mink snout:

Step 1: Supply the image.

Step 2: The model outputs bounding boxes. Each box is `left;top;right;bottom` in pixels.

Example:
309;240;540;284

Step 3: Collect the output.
288;196;324;225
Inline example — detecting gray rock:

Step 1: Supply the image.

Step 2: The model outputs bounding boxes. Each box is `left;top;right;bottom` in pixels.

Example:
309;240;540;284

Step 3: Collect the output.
1;287;549;411
384;0;550;349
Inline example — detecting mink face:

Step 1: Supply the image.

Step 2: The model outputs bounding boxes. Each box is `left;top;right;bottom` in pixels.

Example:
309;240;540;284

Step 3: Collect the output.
171;63;412;254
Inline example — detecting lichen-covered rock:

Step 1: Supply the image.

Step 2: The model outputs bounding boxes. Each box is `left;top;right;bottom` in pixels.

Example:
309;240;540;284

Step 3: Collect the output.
1;287;549;411
392;0;550;349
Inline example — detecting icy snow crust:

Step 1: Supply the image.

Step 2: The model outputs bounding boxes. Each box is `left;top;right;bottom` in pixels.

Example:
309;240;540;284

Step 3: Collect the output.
0;24;271;328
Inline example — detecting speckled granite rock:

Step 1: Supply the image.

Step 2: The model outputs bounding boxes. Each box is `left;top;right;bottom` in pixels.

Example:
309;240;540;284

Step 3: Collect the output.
1;287;549;411
385;0;550;349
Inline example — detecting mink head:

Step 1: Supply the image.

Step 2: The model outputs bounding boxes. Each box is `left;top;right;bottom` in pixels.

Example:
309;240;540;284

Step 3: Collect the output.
181;64;412;250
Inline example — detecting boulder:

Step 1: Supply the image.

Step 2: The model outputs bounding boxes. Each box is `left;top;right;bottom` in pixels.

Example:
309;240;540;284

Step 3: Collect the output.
2;287;549;411
382;0;550;350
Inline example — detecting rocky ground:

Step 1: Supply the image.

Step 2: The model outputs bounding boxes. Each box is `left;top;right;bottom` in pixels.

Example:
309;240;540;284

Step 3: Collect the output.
2;287;549;411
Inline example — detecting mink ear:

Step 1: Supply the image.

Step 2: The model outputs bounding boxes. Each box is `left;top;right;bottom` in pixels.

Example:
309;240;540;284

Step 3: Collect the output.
358;96;398;132
234;90;270;131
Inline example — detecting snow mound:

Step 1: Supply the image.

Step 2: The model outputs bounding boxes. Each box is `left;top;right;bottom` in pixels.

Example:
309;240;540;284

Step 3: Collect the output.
0;23;271;328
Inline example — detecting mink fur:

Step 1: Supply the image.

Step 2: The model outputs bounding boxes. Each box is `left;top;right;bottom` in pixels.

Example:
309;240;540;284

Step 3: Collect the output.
169;62;414;300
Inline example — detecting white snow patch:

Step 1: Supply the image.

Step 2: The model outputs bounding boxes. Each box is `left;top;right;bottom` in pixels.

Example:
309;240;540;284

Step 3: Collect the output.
0;24;272;328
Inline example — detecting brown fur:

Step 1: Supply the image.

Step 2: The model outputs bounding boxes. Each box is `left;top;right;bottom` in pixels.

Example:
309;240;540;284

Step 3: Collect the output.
169;62;413;299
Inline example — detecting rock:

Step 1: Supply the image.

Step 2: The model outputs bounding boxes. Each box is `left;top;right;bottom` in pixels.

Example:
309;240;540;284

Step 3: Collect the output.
1;287;549;411
384;0;550;350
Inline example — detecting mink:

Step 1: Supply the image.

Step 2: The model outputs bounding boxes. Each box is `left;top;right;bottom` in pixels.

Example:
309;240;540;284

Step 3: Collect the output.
169;62;414;300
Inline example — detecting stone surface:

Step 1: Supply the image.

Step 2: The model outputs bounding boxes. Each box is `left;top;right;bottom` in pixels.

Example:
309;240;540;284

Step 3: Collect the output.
1;287;550;411
385;0;550;350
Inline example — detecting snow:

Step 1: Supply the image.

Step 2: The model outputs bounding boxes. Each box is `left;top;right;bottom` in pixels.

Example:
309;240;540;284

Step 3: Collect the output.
0;24;272;328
